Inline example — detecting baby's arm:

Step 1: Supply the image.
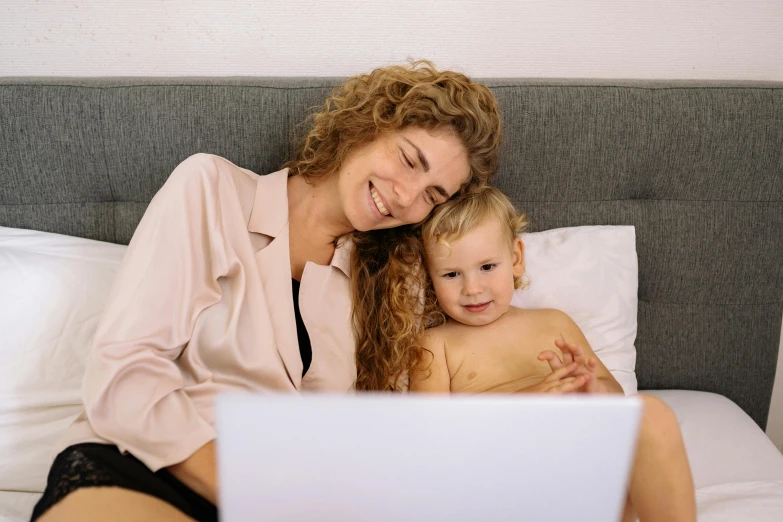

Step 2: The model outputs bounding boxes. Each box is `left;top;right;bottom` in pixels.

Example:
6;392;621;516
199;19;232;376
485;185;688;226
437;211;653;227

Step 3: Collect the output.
409;333;451;393
539;310;623;394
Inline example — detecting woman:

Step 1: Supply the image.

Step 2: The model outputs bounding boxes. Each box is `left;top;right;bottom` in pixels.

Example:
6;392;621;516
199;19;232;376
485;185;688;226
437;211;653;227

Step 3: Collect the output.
32;61;502;522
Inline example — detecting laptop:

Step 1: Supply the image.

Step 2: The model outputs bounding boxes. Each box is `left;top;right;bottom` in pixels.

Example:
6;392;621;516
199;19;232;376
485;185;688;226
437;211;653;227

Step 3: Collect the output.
216;393;641;522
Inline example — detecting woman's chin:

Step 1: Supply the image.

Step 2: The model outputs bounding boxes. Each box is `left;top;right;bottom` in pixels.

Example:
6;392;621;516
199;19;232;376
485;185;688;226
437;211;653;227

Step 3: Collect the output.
355;214;401;232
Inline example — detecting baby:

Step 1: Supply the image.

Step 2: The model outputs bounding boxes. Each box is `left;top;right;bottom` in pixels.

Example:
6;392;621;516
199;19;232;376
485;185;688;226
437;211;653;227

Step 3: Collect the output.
409;185;696;522
409;184;616;395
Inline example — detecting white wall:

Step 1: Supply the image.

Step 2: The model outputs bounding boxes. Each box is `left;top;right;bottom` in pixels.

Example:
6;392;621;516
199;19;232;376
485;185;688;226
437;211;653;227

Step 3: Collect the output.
1;0;782;79
2;0;783;448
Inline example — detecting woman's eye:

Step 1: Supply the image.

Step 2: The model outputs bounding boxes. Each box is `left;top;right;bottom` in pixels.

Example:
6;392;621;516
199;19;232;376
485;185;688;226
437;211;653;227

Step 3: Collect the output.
401;150;414;168
481;264;496;271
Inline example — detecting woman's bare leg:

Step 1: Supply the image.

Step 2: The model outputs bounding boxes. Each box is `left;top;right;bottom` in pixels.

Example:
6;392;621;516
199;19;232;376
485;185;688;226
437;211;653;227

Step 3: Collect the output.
37;487;196;522
620;492;635;522
623;394;696;522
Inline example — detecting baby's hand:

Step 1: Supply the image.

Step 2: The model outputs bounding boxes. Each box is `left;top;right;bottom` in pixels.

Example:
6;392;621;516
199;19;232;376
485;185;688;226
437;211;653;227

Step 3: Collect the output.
538;337;599;393
517;362;590;394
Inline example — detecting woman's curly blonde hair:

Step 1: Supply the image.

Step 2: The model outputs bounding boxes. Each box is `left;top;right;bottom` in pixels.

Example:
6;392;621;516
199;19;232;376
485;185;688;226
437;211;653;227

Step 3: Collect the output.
284;60;501;185
292;60;502;391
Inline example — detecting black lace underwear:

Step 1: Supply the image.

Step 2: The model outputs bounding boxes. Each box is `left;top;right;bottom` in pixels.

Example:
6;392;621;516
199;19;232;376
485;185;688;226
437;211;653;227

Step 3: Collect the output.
30;444;217;522
31;447;116;520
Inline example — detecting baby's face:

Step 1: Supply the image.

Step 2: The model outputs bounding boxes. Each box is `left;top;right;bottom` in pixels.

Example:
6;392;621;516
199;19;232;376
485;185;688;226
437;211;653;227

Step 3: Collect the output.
425;218;524;327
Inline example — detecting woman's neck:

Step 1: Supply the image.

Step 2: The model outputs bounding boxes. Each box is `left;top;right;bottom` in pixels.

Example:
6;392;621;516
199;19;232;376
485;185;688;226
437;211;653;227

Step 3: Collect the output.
287;174;351;277
287;174;352;244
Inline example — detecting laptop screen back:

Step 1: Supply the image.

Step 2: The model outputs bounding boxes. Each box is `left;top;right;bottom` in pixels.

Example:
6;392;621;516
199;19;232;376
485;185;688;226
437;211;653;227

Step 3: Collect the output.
217;394;641;522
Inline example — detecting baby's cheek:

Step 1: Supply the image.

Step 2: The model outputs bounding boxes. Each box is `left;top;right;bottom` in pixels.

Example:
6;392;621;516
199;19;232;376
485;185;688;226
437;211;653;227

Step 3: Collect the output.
433;283;456;306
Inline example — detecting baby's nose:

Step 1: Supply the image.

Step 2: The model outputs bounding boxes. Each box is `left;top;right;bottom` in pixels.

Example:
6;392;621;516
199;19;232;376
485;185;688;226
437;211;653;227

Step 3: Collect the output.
463;279;482;295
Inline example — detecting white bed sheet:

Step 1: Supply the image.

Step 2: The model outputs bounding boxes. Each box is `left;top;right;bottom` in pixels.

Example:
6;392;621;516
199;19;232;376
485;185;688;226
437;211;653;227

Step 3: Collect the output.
646;390;783;521
646;390;783;488
696;480;783;521
0;491;39;522
1;390;782;521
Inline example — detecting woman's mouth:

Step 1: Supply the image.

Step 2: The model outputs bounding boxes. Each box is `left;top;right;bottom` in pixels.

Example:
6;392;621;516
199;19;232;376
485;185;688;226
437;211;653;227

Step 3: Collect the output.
369;183;390;217
463;302;491;313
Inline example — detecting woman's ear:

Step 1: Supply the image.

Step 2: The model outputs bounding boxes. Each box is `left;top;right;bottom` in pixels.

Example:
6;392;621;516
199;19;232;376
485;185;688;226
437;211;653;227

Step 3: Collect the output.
512;236;525;277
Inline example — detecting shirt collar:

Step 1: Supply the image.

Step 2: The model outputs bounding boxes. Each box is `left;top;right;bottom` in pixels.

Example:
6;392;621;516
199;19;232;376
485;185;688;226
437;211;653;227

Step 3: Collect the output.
247;168;289;238
248;168;351;277
331;237;352;277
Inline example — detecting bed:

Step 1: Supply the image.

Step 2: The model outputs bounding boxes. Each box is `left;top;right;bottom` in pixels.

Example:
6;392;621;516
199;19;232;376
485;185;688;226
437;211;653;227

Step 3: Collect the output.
1;77;782;520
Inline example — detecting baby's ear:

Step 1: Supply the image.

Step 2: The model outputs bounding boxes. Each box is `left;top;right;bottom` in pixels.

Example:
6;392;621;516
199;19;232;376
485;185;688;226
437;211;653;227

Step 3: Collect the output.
512;236;525;277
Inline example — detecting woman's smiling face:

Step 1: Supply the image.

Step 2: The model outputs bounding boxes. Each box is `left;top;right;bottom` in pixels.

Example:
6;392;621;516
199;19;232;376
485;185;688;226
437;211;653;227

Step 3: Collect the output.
336;127;471;231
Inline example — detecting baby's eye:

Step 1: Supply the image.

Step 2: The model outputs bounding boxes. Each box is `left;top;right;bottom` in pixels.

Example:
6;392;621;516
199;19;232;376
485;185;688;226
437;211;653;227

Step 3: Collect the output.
481;263;496;271
443;271;458;279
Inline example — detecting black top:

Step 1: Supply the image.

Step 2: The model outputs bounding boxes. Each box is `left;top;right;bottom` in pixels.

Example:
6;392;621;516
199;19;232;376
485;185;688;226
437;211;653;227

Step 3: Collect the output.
291;278;312;377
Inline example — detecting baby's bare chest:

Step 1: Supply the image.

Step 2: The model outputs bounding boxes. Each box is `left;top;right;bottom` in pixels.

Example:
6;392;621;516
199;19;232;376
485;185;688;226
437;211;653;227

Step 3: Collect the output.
445;327;557;394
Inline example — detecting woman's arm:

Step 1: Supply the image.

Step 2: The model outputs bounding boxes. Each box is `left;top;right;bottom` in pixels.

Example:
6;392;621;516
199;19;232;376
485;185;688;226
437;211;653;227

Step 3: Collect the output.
83;155;229;477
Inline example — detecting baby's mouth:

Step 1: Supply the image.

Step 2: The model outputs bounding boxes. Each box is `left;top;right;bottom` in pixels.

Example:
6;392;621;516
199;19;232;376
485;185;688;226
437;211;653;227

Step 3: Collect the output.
463;302;491;313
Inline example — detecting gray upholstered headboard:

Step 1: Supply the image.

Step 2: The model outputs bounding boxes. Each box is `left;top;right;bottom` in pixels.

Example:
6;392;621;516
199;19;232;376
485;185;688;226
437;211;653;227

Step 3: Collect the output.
1;77;781;428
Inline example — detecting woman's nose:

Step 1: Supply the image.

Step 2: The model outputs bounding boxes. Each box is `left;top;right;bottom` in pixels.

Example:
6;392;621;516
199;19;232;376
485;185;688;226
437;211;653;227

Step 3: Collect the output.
393;174;424;209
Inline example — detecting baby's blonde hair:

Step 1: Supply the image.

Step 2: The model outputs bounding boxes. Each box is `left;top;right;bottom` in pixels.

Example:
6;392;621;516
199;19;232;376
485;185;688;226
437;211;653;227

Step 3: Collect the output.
421;184;529;289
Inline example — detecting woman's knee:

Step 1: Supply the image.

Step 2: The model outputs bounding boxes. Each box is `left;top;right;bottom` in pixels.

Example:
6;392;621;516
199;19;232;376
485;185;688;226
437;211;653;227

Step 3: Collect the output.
638;393;683;440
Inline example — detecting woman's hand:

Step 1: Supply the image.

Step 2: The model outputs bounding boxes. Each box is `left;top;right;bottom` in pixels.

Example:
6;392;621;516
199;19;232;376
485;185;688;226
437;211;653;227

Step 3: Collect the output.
538;338;599;393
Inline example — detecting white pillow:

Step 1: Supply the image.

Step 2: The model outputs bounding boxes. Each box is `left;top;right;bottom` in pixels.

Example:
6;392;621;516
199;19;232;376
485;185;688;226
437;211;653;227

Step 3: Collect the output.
0;226;127;492
511;226;638;395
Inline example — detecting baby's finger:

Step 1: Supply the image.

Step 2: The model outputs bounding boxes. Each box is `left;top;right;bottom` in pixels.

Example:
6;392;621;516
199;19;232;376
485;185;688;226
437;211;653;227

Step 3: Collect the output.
553;375;588;393
538;350;564;370
556;341;575;365
569;365;589;377
559;341;580;357
540;376;574;393
570;344;585;365
554;337;570;353
548;376;575;391
544;362;578;382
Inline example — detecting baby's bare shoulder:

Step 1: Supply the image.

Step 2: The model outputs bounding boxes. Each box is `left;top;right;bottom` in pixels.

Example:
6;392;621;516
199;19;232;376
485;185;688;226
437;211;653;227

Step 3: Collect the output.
512;306;577;334
419;324;449;347
423;320;478;353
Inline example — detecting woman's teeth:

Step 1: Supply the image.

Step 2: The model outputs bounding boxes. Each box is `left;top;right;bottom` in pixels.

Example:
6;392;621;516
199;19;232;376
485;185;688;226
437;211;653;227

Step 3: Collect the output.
371;186;390;216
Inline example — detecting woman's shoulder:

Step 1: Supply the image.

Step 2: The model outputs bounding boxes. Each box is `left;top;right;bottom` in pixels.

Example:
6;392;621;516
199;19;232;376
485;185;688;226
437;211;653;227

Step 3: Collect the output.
167;153;262;188
160;154;285;215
